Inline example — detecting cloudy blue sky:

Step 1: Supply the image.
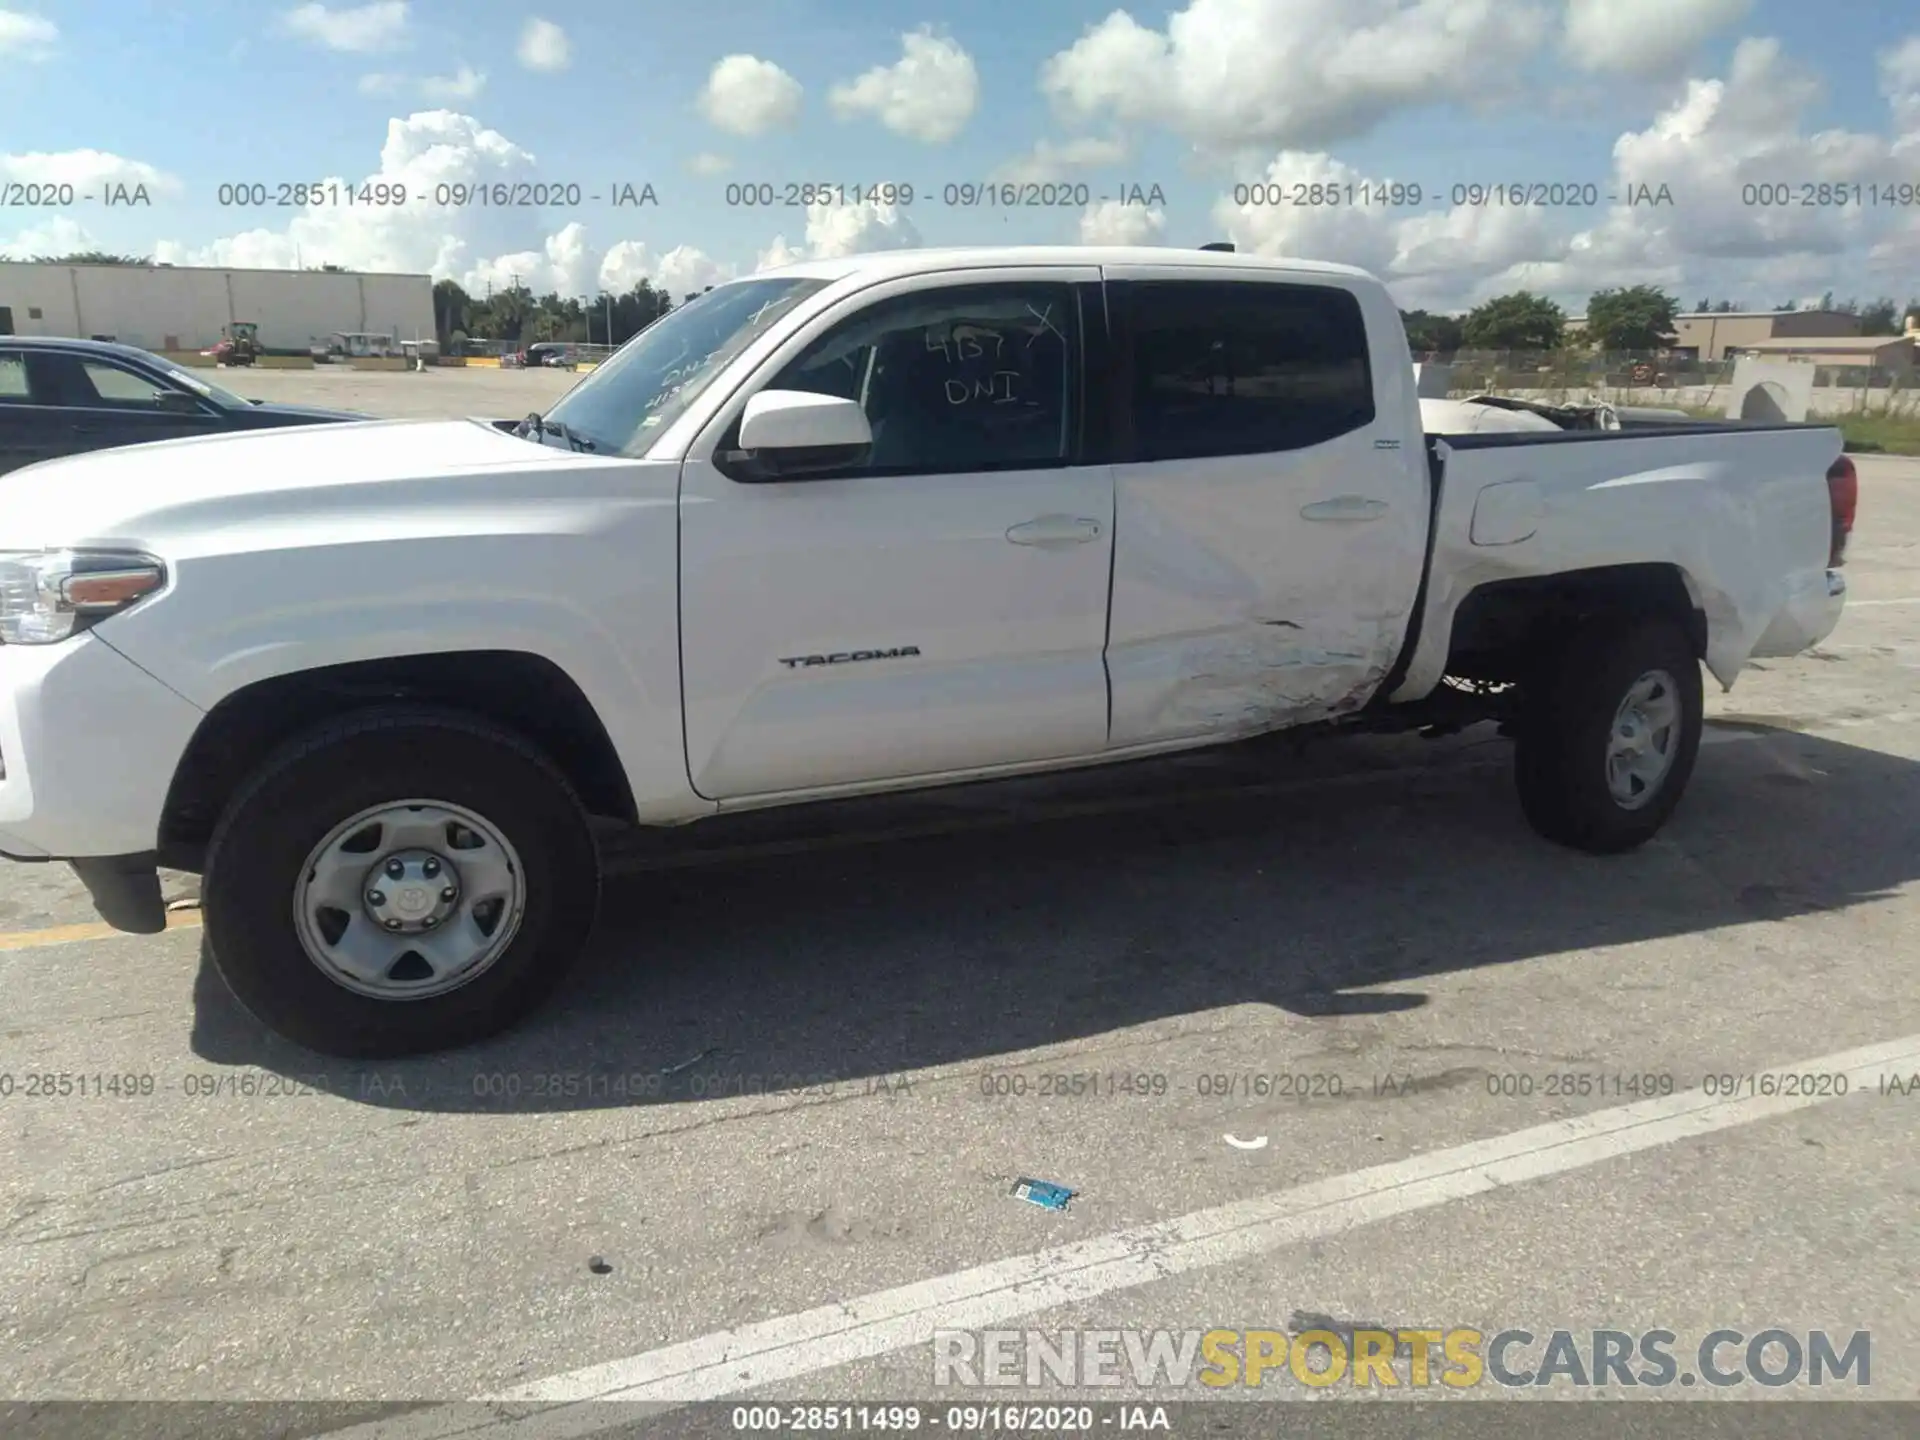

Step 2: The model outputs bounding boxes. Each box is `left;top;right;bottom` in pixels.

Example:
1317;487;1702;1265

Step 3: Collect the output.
1;0;1915;311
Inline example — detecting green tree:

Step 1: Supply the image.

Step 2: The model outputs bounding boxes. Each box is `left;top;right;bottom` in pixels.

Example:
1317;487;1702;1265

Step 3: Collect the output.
432;279;473;348
1858;299;1900;336
31;250;150;264
1585;285;1679;351
1401;309;1464;354
1461;291;1565;351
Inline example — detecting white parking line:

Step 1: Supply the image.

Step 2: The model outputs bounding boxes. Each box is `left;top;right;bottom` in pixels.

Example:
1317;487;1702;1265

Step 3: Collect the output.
1842;597;1920;607
317;1033;1920;1439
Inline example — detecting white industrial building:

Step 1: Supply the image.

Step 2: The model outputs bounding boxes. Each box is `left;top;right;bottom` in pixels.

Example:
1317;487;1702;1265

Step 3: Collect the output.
0;261;435;354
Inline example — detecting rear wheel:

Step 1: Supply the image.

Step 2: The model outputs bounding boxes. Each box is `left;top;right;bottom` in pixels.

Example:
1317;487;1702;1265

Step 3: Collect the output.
202;708;600;1057
1513;617;1704;853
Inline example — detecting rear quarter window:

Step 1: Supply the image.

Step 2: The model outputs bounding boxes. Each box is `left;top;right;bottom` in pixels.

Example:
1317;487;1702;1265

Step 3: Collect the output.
1121;279;1376;461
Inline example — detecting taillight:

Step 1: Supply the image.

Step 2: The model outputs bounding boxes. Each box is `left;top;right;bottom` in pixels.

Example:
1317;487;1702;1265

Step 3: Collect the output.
1827;455;1857;567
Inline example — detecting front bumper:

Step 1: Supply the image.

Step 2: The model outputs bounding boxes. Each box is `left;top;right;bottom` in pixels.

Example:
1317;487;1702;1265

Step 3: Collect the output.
0;634;204;919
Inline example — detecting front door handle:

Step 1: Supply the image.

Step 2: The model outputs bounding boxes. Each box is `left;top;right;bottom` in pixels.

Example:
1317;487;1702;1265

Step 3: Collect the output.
1301;495;1389;522
1007;514;1103;547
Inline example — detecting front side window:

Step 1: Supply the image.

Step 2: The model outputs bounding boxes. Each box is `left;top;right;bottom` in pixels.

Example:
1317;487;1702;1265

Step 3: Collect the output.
0;355;27;402
80;360;180;408
761;282;1080;476
1123;280;1375;461
541;276;830;456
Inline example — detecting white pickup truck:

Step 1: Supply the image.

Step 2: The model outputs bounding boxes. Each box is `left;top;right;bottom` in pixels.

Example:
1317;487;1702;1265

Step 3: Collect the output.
0;246;1856;1057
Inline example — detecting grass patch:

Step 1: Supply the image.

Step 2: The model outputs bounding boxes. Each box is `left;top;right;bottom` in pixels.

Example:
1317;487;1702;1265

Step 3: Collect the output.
1681;405;1920;455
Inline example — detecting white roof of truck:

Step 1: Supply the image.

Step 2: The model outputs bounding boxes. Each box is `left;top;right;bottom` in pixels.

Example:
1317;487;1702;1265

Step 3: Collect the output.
755;246;1376;286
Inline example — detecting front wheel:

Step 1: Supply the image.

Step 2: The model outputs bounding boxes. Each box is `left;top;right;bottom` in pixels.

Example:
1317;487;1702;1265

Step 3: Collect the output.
202;709;601;1057
1513;617;1704;854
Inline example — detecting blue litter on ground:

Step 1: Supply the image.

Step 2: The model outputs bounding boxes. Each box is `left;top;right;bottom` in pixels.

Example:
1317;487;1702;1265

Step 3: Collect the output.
1011;1178;1075;1211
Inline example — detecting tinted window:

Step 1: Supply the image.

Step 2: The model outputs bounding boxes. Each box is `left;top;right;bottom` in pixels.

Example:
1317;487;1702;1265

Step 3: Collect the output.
1123;280;1374;460
81;361;174;407
764;283;1079;475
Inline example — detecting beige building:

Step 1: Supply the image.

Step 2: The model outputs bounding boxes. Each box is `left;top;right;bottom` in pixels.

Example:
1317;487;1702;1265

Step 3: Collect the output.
0;261;434;354
1673;309;1862;362
1729;335;1916;374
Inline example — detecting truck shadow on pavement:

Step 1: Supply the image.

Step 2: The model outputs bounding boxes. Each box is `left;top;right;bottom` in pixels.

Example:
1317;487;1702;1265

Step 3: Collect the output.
185;720;1920;1110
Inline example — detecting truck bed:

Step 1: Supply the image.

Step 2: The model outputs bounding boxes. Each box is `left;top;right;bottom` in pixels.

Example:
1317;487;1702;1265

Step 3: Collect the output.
1383;419;1846;705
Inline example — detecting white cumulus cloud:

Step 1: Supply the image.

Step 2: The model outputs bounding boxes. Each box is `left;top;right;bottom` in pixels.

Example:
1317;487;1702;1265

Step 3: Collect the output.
517;17;569;72
829;27;979;143
757;200;922;270
0;7;56;59
1203;32;1916;313
1040;0;1550;154
687;152;732;176
1883;35;1920;154
423;65;486;100
1080;199;1167;245
0;149;183;198
699;54;805;137
283;1;408;53
1562;0;1750;77
993;136;1129;185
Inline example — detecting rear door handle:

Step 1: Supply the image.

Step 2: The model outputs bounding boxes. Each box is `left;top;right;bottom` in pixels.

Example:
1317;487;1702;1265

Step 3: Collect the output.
1301;495;1389;522
1007;514;1103;547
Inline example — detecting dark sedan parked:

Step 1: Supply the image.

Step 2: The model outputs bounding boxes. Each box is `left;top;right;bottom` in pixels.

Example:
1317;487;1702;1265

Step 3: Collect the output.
0;337;368;476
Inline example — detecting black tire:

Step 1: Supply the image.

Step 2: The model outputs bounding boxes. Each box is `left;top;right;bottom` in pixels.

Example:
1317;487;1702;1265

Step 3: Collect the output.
1512;617;1704;854
202;707;601;1058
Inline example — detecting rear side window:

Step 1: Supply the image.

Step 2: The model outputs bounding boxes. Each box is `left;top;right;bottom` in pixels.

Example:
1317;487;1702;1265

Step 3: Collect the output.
1120;280;1375;461
0;355;26;401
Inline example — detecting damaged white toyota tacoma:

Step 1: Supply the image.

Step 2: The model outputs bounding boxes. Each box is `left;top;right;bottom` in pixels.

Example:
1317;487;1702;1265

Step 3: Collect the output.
0;245;1855;1057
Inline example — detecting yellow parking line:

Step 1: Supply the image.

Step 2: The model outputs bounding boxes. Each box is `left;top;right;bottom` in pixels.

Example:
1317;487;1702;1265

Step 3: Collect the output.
0;907;202;952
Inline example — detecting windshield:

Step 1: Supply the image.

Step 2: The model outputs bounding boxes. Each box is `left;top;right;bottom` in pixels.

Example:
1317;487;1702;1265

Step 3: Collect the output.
540;277;829;455
157;360;250;408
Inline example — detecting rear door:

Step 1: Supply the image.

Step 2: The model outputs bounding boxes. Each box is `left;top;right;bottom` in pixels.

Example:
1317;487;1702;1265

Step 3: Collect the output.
678;267;1115;800
1101;266;1430;747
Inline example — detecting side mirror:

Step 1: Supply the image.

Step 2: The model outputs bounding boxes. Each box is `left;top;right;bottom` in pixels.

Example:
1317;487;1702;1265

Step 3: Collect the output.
727;390;871;479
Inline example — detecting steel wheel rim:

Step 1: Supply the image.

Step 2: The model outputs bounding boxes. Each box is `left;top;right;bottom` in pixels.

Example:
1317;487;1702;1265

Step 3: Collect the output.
292;799;527;1001
1606;669;1681;811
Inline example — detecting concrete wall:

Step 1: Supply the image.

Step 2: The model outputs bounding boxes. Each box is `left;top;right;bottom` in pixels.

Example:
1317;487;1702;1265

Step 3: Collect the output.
0;263;435;352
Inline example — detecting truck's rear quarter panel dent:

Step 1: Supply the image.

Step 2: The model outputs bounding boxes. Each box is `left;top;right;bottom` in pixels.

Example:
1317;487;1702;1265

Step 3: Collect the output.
1393;428;1842;701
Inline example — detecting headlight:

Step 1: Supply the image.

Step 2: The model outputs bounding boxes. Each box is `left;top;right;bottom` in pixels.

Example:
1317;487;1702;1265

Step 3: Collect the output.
0;549;167;645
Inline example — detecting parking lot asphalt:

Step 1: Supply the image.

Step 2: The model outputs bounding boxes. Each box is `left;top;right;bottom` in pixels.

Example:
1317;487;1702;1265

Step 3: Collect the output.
1;381;1916;1428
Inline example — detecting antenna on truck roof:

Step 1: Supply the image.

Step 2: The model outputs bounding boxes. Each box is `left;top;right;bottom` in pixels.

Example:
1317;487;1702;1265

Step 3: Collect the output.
1198;242;1235;252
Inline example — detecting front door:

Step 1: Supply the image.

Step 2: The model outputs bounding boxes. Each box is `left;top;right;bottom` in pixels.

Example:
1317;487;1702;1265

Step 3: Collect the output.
1101;267;1431;747
678;268;1115;800
24;351;223;462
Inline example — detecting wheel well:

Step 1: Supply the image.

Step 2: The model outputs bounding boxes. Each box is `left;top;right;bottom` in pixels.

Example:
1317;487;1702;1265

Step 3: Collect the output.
158;651;638;870
1442;563;1707;685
